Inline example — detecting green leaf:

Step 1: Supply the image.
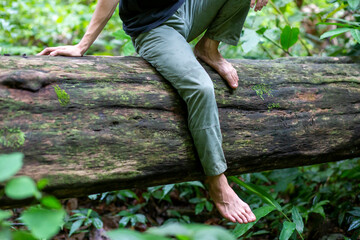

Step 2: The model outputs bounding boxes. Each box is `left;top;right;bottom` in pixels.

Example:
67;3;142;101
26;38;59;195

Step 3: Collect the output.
5;176;38;200
119;216;130;227
0;152;23;182
351;29;360;43
241;29;260;54
348;219;360;231
291;206;304;233
147;222;191;236
233;205;275;237
0;210;12;221
184;181;205;189
36;178;49;190
348;0;360;10
280;25;299;51
92;217;103;229
195;202;205;215
186;224;236;240
12;231;37;240
69;219;84;237
205;201;213;212
279;221;296;240
135;214;146;224
107;229;171;240
0;228;11;240
161;184;174;200
229;176;282;211
348;207;360;217
21;207;66;240
316;22;354;28
320;28;353;39
40;195;62;209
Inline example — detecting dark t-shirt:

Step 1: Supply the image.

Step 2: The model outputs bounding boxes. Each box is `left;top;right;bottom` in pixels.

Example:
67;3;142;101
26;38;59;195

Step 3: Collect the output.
119;0;185;37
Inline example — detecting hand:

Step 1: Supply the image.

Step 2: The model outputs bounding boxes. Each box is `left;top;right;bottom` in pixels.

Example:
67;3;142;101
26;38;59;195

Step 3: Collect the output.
250;0;269;12
36;44;85;57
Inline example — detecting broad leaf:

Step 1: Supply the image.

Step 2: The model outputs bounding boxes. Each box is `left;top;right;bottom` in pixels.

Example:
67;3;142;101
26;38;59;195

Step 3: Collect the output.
229;176;282;211
348;219;360;231
147;223;190;236
195;202;205;215
291;206;304;233
93;217;103;229
21;207;66;240
5;176;37;200
279;221;296;240
107;229;170;240
241;29;260;54
0;210;12;221
0;152;23;182
233;205;275;237
69;219;84;237
320;28;352;39
40;195;62;209
280;25;299;51
351;29;360;43
12;231;37;240
348;0;360;10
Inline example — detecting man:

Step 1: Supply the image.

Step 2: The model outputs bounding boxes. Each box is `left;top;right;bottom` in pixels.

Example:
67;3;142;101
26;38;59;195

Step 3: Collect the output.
38;0;268;224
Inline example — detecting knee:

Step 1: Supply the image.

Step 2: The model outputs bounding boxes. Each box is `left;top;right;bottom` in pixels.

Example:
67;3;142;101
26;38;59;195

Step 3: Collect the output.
195;82;215;98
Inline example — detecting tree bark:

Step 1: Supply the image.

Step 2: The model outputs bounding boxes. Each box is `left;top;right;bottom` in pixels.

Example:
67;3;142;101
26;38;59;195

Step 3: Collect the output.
0;55;359;207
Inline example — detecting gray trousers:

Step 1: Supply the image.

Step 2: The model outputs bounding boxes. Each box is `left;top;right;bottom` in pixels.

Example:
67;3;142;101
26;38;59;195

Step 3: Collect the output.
132;0;250;176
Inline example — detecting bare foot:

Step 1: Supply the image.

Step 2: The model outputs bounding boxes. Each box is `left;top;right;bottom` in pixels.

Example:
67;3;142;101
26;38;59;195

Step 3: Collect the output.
205;173;256;224
194;37;239;89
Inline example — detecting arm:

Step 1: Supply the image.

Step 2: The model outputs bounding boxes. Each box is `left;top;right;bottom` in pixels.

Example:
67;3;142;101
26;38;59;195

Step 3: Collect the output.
37;0;120;56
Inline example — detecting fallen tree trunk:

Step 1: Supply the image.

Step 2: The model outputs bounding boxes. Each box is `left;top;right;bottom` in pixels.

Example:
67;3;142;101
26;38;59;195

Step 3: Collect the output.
0;55;359;207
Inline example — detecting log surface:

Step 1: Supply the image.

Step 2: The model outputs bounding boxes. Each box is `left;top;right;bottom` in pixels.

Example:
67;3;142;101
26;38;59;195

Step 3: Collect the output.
0;55;360;206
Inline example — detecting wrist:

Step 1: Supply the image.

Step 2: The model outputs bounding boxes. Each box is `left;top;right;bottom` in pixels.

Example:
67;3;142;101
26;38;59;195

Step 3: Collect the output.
76;42;89;56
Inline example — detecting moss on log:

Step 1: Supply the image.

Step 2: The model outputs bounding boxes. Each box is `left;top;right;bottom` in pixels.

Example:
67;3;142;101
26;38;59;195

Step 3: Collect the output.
0;55;359;207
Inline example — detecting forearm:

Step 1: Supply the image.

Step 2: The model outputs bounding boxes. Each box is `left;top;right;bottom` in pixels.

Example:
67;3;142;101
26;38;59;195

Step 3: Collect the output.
77;0;120;55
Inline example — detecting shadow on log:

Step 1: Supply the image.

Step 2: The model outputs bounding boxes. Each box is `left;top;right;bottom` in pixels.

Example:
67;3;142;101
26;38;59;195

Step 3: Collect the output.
0;55;360;208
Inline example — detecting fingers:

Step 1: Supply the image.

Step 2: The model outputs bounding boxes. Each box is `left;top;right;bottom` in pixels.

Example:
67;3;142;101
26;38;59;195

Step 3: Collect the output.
37;47;57;56
251;0;269;11
250;0;256;8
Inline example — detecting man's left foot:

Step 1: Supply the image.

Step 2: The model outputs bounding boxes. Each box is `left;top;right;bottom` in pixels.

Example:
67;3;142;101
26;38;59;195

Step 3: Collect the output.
205;173;256;224
194;37;239;89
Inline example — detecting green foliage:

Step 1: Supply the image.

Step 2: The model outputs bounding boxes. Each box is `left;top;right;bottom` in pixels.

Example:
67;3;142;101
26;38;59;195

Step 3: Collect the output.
0;127;25;148
267;102;281;112
53;84;70;107
232;205;275;237
107;223;236;240
5;176;39;200
279;221;296;240
0;152;23;181
280;25;300;51
64;208;103;237
252;83;273;100
21;206;66;239
0;153;66;239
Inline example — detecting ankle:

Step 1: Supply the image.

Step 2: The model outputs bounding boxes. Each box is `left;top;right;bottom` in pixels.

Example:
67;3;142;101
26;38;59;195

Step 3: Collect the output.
197;37;220;51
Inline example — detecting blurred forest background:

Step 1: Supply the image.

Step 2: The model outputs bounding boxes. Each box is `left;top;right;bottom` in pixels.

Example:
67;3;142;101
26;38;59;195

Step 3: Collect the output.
0;0;360;239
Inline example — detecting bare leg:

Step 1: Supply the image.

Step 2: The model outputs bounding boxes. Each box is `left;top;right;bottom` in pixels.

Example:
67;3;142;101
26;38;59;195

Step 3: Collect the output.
206;173;256;224
194;37;239;89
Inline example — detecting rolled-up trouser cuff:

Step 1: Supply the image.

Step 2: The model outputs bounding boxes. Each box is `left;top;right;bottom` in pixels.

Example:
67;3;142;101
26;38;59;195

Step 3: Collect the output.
191;125;227;176
205;32;239;46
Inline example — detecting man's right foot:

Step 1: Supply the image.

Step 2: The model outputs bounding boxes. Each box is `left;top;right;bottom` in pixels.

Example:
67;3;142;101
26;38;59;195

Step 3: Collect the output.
206;173;256;224
194;37;239;89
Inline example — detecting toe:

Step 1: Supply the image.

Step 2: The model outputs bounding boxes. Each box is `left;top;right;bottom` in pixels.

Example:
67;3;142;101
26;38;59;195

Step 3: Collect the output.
233;213;243;224
224;213;237;223
237;211;248;224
